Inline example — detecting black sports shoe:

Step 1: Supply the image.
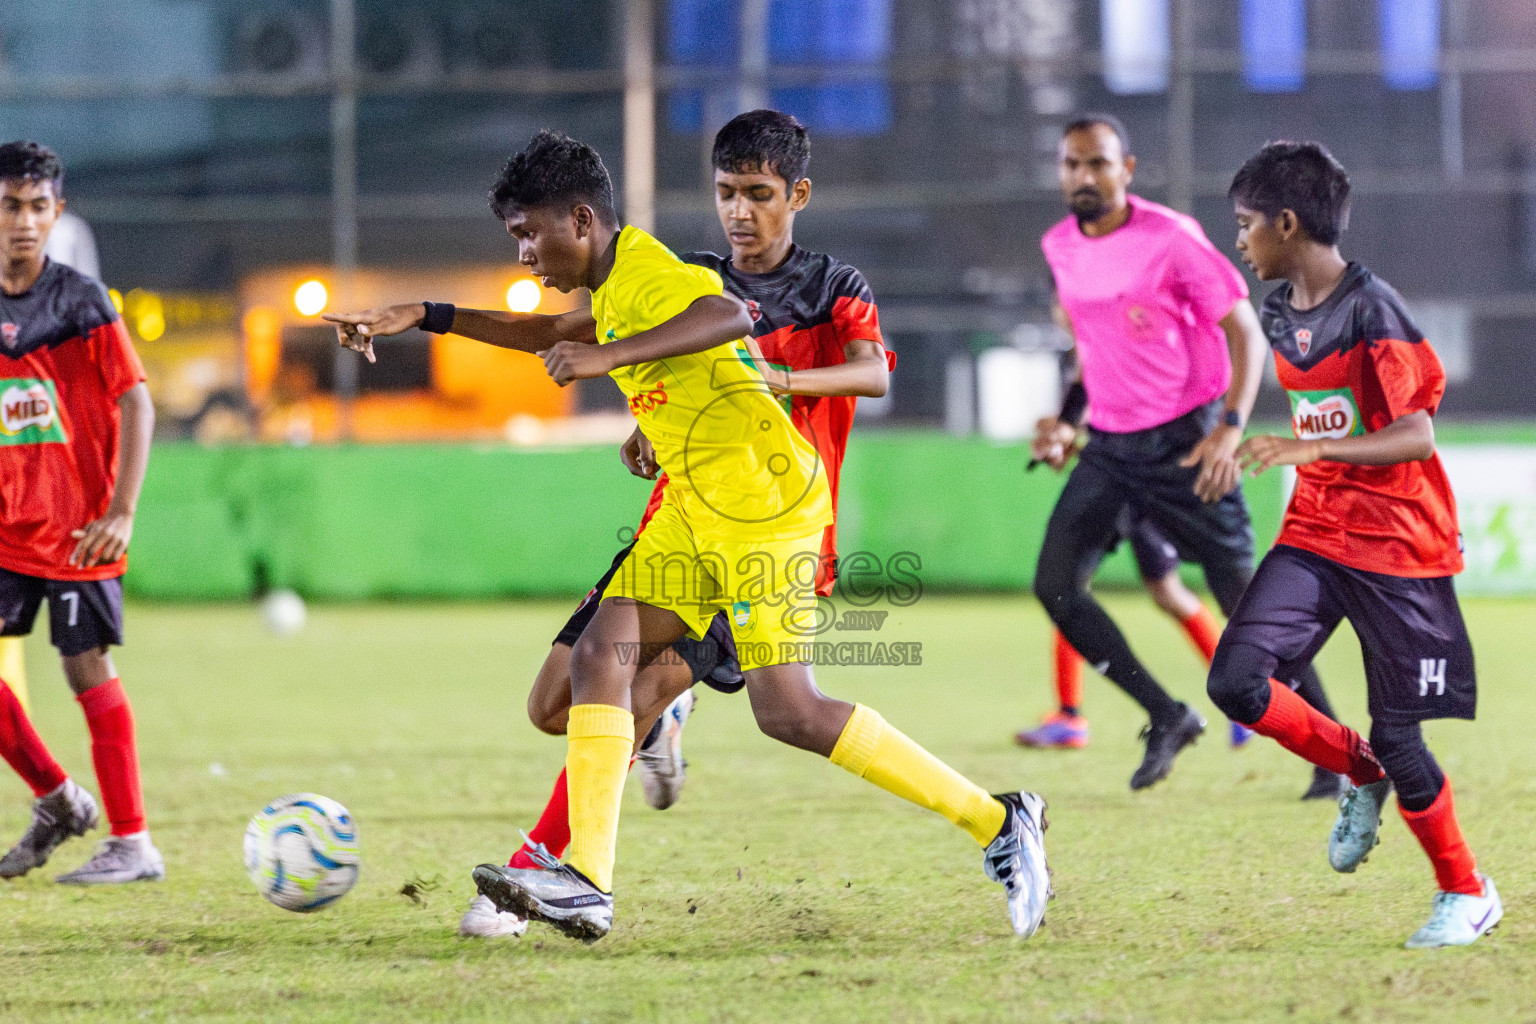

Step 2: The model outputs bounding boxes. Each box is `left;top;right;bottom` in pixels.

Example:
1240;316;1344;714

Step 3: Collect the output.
1301;765;1348;801
1130;703;1206;791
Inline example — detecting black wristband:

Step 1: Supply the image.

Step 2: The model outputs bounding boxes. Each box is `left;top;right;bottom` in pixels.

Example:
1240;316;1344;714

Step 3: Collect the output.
420;301;456;334
1059;380;1088;427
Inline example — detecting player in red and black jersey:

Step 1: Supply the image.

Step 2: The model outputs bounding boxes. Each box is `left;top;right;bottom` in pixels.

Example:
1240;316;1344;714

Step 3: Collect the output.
686;236;889;590
1207;142;1499;947
0;141;163;885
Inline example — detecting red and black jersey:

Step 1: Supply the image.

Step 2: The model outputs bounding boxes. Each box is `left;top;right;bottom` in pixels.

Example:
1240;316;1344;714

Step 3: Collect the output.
1261;262;1461;578
0;260;145;581
633;246;890;596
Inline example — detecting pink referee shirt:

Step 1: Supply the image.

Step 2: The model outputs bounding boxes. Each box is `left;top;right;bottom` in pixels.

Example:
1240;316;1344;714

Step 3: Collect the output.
1041;194;1249;435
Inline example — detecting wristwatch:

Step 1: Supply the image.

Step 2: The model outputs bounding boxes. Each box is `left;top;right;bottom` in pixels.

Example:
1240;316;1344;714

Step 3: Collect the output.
1222;409;1244;428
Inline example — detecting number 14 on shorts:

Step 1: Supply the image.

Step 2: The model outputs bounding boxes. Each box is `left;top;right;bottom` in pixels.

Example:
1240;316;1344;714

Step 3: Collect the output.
1419;658;1447;697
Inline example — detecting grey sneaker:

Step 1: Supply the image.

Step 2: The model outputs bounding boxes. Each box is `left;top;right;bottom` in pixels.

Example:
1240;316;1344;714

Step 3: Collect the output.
473;861;613;942
458;893;528;938
983;792;1052;938
1328;779;1392;873
55;834;166;885
638;689;694;810
0;779;99;878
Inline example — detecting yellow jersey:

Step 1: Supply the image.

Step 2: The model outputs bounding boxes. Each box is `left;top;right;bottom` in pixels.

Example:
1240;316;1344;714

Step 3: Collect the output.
591;227;831;542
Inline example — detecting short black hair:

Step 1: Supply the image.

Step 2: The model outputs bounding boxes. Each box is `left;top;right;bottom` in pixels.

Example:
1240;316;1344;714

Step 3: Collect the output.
712;109;810;194
0;140;63;192
488;131;616;225
1228;141;1351;245
1063;114;1131;156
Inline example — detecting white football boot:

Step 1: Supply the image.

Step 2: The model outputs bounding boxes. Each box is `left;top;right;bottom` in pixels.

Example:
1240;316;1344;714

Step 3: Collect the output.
1405;874;1503;948
458;893;529;938
982;791;1052;938
0;779;99;878
638;689;694;810
55;832;165;885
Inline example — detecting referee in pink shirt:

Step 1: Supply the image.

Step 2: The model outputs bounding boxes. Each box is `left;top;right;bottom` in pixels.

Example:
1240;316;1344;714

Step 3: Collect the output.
1032;115;1339;793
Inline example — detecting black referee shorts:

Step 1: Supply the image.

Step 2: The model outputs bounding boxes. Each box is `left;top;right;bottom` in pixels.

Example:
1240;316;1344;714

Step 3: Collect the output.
1119;509;1181;583
1038;400;1255;611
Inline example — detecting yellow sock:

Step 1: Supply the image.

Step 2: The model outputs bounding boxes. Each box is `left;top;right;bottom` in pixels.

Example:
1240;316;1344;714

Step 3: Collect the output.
830;703;1005;846
565;703;635;893
0;638;27;714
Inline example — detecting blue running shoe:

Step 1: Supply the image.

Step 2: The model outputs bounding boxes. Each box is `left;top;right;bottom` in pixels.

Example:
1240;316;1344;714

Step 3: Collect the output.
1328;779;1392;873
1014;713;1088;750
1405;874;1502;948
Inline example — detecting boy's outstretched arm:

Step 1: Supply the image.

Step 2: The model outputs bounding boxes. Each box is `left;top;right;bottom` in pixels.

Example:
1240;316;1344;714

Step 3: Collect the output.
755;338;890;399
1240;409;1435;475
324;304;597;362
542;294;750;386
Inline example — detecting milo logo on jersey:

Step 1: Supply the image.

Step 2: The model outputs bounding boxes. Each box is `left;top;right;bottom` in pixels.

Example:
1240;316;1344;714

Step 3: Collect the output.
1289;388;1364;441
0;379;67;445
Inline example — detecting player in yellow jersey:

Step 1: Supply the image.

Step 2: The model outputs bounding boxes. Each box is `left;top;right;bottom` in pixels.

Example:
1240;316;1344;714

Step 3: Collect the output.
327;132;1050;942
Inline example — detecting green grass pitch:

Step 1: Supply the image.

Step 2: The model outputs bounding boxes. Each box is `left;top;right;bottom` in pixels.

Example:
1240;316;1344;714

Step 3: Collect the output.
2;595;1533;1023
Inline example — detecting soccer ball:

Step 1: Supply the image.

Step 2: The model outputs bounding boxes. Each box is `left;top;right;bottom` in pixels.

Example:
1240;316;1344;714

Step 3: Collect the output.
261;589;307;637
244;793;360;912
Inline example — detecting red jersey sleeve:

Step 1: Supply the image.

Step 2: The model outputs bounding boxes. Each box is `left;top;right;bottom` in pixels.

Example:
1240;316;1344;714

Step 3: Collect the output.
1362;337;1445;422
1355;292;1445;425
89;317;146;402
828;267;893;368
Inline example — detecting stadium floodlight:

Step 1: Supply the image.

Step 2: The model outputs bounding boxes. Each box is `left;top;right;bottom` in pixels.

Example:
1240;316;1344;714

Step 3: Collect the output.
506;278;541;313
294;279;328;317
1241;0;1305;93
1101;0;1170;95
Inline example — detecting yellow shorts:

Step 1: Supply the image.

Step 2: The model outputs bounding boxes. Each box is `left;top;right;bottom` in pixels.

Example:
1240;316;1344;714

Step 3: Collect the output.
600;499;824;671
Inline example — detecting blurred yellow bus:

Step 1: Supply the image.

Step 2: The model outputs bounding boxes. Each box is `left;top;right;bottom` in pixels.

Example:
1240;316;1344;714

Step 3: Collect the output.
124;267;587;444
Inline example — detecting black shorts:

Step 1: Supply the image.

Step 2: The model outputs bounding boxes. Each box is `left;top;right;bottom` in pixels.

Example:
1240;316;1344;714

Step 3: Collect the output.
0;568;124;657
1223;544;1475;724
1116;509;1180;582
1073;400;1255;572
553;543;745;695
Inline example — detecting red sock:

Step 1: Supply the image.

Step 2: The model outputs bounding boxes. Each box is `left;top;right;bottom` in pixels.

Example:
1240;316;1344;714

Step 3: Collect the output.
1400;778;1482;895
1053;630;1083;714
1180;605;1222;665
1250;679;1384;786
0;680;67;797
509;756;639;868
77;679;145;835
510;767;571;866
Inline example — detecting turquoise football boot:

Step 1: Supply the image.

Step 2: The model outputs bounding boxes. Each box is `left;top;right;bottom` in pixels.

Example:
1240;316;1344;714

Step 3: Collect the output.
1328;779;1392;873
